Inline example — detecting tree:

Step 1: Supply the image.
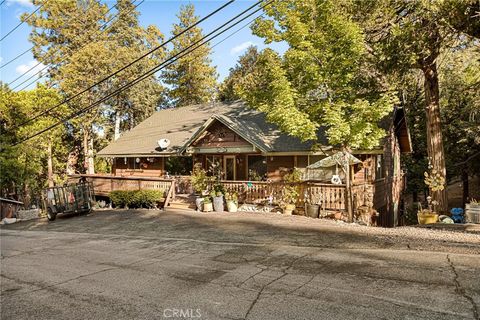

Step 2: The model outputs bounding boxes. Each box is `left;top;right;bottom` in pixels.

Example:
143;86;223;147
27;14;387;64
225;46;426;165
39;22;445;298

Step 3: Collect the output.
162;4;217;107
219;45;260;102
106;0;166;140
351;0;480;212
24;0;111;174
238;0;398;221
0;84;67;205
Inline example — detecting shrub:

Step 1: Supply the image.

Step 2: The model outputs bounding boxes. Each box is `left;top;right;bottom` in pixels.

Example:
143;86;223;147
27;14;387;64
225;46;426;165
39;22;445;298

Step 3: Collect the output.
110;189;164;209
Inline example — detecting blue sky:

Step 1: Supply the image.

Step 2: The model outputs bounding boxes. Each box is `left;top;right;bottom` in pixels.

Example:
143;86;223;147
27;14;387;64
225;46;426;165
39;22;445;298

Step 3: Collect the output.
0;0;288;91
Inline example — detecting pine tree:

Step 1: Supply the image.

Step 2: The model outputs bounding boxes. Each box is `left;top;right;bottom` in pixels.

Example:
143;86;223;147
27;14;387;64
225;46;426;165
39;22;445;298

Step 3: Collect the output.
106;0;166;140
219;45;259;102
163;4;217;107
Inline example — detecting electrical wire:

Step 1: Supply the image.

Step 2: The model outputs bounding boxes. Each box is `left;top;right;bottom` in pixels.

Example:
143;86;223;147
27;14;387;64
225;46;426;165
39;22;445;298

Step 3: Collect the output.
6;0;131;86
0;2;44;41
11;0;235;130
13;0;272;146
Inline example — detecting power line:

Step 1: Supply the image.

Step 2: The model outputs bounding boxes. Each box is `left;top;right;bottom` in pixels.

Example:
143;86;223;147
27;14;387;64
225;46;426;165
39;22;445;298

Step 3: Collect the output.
6;0;130;87
0;1;6;6
13;0;272;146
11;0;235;130
0;47;31;69
0;2;44;42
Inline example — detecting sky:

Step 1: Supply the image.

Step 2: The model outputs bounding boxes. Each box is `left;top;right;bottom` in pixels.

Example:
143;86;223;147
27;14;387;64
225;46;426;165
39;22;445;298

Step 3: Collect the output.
0;0;288;91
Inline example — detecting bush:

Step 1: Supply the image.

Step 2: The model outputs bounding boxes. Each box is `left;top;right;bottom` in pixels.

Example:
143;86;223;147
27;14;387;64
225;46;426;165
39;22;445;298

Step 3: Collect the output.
110;189;164;209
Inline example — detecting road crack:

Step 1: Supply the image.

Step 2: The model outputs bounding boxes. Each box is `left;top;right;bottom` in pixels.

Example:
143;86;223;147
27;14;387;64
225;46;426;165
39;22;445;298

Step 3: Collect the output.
447;254;479;320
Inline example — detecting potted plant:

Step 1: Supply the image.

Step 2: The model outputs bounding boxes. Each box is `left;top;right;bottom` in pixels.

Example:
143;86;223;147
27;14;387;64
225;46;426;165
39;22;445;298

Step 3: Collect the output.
202;196;213;212
417;167;444;224
212;189;224;212
304;191;320;218
465;199;480;224
225;192;238;212
282;168;302;215
191;163;208;211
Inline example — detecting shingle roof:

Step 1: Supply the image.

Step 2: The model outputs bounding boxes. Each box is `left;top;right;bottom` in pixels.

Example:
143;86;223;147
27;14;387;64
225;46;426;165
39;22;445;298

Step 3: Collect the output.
97;101;328;157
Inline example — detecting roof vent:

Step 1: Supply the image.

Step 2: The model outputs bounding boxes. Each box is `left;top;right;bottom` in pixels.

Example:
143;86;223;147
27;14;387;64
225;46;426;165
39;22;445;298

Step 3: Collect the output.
157;138;170;150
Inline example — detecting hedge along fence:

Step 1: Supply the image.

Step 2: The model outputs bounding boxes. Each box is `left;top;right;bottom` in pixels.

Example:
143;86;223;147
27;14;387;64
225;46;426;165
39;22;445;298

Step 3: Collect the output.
109;189;165;209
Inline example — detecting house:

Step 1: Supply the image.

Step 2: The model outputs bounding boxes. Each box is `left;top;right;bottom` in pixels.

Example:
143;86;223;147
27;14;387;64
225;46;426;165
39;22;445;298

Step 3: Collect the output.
83;101;411;227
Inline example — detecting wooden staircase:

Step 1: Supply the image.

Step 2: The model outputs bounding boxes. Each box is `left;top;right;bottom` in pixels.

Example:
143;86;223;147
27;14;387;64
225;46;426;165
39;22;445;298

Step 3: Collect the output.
168;193;196;210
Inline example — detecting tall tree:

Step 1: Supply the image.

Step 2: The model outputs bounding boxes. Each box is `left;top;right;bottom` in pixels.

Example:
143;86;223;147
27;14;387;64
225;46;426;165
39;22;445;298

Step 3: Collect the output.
351;0;480;212
163;4;217;107
238;0;398;221
106;0;166;140
25;0;111;174
219;45;260;102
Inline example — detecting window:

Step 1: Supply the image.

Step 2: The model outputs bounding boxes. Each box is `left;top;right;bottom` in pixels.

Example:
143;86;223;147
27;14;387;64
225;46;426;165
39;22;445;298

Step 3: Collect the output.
165;157;193;175
376;155;384;179
247;155;267;181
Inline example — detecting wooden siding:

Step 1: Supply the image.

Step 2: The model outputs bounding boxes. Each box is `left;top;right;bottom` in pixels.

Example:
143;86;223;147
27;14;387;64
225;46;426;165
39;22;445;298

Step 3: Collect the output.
113;157;164;177
192;121;251;148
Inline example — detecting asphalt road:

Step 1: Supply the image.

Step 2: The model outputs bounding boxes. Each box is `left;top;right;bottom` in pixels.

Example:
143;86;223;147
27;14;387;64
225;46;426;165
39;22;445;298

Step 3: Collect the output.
1;209;479;320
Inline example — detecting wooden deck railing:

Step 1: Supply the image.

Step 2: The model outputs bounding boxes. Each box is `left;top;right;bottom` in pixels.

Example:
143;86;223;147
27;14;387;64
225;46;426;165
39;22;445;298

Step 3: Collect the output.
68;175;175;209
208;180;351;211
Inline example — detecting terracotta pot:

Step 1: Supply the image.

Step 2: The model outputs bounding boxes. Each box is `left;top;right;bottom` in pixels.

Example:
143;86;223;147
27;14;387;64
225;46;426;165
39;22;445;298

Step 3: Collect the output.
284;204;296;215
417;213;438;225
226;201;238;212
203;202;213;212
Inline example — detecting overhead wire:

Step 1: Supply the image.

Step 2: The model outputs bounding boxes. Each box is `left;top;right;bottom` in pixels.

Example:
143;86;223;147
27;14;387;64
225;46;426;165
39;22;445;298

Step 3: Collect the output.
11;0;236;130
13;0;272;146
0;2;44;41
6;0;130;87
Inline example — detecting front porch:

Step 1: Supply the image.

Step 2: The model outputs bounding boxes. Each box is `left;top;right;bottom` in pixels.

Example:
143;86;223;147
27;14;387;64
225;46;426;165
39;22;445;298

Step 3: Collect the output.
70;174;376;216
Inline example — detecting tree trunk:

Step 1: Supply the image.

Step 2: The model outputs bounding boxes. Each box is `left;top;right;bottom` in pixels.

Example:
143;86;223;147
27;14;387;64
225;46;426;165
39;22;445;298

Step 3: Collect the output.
82;127;95;175
47;141;54;187
462;168;469;208
422;62;448;213
343;147;354;222
114;110;121;141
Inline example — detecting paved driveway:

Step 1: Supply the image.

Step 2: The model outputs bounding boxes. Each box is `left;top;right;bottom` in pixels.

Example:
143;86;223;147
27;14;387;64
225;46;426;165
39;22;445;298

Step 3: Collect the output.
1;209;479;320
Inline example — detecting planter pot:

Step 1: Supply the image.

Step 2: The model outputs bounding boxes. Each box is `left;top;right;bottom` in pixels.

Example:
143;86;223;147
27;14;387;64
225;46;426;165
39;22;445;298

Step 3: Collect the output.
195;197;204;211
213;196;224;212
417;213;438;225
305;204;319;218
226;201;238;212
284;204;296;215
465;204;480;224
203;202;213;212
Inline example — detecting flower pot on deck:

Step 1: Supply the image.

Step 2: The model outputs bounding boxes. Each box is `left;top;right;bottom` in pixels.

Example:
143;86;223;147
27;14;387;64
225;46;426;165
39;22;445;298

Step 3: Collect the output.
417;213;438;225
195;197;204;211
305;204;319;218
213;196;224;212
226;200;238;213
203;202;213;212
284;204;296;215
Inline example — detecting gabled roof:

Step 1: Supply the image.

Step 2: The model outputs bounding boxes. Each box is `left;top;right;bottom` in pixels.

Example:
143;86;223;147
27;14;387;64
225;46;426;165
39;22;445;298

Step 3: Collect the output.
97;101;326;157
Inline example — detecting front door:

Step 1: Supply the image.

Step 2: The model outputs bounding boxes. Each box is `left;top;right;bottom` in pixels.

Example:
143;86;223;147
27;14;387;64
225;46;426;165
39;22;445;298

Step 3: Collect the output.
224;156;236;180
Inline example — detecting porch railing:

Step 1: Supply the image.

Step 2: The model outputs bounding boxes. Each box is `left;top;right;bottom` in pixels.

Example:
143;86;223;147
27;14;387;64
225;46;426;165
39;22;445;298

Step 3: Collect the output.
68;175;175;209
208;180;349;211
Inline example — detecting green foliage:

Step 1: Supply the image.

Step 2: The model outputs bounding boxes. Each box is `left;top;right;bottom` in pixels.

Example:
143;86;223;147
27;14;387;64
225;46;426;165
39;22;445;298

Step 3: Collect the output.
109;189;164;208
225;191;238;204
191;163;208;194
219;46;260;102
162;4;217;107
282;168;302;205
237;0;397;148
0;83;67;201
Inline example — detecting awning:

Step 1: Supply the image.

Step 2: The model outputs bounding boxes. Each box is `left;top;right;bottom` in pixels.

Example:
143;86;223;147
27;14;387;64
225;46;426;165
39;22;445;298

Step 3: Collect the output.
307;152;361;169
